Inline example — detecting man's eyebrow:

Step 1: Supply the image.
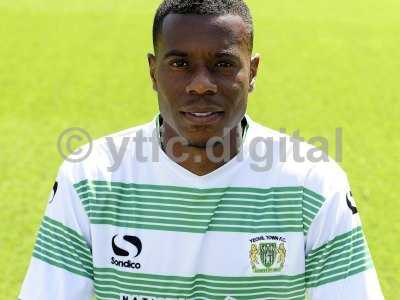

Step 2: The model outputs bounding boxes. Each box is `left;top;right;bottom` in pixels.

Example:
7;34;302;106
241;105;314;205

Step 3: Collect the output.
214;50;240;59
163;50;188;59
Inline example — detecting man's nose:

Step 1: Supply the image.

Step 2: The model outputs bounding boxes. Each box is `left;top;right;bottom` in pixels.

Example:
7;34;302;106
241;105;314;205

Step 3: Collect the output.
185;67;218;95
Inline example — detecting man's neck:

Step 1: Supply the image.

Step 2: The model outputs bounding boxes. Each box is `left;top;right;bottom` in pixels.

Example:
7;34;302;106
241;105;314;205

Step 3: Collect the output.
160;118;245;176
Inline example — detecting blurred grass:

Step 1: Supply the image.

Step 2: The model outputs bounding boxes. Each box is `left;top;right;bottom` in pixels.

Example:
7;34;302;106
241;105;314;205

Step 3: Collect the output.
0;0;399;299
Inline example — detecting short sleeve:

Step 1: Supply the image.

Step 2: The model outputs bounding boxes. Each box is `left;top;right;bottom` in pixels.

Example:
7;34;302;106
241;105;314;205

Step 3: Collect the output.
19;162;94;300
304;163;384;300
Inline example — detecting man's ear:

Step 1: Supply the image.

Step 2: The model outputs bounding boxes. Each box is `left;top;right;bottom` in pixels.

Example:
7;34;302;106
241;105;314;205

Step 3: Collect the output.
249;53;260;93
147;53;158;92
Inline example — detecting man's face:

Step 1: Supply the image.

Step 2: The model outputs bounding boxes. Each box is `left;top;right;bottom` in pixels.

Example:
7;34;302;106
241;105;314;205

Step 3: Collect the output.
148;13;260;147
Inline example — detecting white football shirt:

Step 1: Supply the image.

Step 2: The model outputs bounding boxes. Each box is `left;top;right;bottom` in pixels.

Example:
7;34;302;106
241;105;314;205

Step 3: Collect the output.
19;114;384;300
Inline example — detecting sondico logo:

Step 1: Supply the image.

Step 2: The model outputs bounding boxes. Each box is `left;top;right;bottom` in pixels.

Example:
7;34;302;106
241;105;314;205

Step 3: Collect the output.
111;234;142;269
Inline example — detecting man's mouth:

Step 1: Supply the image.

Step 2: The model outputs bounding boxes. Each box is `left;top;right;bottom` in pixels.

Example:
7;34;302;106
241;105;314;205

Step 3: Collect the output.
181;111;224;125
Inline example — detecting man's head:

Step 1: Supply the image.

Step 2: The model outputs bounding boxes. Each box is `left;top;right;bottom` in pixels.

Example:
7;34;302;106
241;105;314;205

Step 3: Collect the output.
148;0;260;148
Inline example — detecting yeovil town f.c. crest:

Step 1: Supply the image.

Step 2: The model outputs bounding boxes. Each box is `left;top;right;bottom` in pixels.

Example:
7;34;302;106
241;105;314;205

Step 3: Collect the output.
249;235;287;273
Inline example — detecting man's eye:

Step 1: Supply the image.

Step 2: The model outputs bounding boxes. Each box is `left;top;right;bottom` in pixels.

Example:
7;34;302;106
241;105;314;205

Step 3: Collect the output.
170;60;189;68
216;61;234;68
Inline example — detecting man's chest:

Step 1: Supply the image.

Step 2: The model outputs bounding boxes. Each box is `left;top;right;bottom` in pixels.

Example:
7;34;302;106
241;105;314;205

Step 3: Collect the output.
78;182;309;299
90;227;306;300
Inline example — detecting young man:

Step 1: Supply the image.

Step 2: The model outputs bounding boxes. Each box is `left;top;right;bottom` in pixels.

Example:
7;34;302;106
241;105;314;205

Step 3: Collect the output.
19;0;384;299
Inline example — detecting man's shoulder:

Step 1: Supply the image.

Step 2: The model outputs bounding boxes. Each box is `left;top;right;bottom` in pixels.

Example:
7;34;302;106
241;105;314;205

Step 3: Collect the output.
59;118;156;182
248;117;348;194
248;117;320;156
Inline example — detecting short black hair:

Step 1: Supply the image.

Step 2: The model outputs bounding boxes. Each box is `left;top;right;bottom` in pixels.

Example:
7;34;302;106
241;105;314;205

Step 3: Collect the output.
152;0;254;54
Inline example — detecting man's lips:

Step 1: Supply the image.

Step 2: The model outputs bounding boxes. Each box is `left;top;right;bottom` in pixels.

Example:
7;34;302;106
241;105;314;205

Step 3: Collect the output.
180;111;224;125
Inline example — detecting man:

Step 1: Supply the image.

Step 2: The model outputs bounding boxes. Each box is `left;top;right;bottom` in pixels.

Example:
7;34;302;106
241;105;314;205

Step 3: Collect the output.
19;0;384;299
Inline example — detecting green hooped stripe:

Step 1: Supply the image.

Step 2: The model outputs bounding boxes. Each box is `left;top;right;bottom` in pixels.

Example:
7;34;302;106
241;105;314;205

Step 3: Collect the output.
305;226;373;288
73;180;325;235
33;216;93;279
93;268;306;299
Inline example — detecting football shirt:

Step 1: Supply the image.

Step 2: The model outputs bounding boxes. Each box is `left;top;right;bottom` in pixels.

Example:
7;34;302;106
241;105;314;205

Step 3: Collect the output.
19;114;384;300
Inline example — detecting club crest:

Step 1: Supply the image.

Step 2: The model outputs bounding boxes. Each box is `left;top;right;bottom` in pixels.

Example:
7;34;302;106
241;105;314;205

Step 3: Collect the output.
249;235;287;273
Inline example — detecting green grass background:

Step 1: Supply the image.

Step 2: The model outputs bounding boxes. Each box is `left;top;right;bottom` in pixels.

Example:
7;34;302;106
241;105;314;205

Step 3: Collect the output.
1;0;399;298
